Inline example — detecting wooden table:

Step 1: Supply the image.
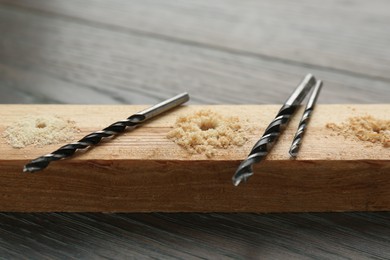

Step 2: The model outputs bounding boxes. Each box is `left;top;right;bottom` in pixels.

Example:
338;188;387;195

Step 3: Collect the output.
0;0;389;258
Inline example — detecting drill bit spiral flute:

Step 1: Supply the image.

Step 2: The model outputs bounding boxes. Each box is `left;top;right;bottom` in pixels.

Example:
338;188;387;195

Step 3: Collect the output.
24;93;189;173
289;80;323;157
232;74;317;186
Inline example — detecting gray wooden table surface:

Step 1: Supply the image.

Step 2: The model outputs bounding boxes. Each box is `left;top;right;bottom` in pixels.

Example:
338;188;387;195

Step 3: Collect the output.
0;0;389;259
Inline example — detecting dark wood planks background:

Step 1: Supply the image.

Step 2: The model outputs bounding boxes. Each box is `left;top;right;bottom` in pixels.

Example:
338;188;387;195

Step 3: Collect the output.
0;0;389;259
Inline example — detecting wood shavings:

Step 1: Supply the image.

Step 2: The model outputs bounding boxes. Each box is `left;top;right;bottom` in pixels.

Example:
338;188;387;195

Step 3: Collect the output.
326;116;390;147
3;115;79;148
167;110;248;157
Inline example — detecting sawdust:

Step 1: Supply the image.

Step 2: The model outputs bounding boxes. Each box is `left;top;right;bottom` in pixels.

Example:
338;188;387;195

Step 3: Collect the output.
326;116;390;147
167;110;248;157
3;115;79;148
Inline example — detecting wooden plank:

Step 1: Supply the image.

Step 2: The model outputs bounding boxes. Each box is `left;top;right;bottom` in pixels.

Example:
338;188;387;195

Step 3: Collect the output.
1;0;390;79
0;2;389;258
1;1;390;259
0;6;389;106
0;104;389;212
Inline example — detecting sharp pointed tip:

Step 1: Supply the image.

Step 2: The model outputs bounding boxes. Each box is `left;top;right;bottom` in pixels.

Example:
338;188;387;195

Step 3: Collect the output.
289;145;299;158
232;173;245;186
23;165;40;173
232;167;254;186
232;178;242;186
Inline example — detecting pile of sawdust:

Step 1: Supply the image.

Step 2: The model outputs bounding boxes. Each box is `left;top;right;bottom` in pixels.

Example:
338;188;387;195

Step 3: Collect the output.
167;110;247;157
3;115;79;148
326;116;390;147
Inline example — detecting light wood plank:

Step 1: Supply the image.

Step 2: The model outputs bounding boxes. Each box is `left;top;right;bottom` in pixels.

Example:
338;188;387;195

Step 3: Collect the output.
1;0;390;79
0;104;389;212
1;1;390;259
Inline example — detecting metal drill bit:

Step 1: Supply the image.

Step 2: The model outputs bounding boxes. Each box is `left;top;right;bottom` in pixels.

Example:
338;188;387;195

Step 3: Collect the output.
232;74;317;186
289;80;323;157
23;92;189;173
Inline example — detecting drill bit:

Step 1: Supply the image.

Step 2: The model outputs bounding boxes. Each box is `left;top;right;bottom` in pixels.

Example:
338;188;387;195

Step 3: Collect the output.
23;92;189;173
289;80;323;157
232;74;317;186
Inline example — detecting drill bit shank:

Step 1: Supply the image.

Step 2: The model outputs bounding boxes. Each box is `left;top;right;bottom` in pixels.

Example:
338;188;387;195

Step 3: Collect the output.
289;80;323;157
232;74;317;186
23;92;189;173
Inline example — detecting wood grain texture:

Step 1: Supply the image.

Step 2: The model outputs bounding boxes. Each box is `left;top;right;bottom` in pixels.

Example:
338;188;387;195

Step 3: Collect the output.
2;0;390;80
1;212;389;259
0;0;390;259
0;3;389;106
0;105;389;212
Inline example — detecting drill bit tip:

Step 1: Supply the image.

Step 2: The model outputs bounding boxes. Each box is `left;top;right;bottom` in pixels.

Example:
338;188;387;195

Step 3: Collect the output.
23;165;39;173
289;144;299;158
232;155;258;186
232;169;254;186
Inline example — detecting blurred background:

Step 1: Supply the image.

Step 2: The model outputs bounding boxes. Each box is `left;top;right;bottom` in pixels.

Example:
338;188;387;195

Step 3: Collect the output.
1;0;389;104
0;0;389;259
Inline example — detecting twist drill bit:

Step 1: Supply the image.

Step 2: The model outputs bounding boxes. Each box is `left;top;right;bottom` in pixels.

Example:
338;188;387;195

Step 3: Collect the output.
23;92;189;173
289;80;323;157
232;74;317;186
